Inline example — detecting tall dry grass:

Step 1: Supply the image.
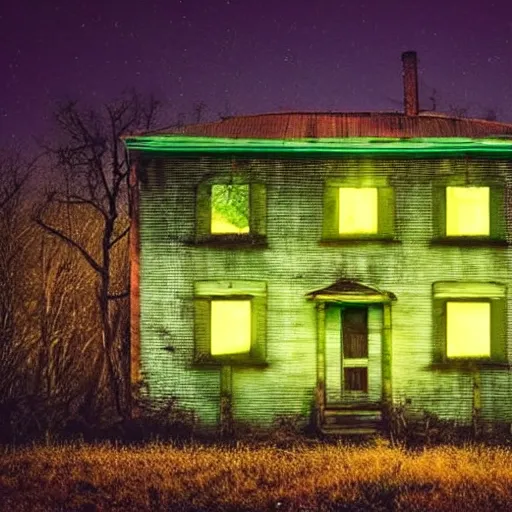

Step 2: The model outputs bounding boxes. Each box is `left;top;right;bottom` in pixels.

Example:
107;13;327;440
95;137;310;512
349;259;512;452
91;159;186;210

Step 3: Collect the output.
1;442;512;511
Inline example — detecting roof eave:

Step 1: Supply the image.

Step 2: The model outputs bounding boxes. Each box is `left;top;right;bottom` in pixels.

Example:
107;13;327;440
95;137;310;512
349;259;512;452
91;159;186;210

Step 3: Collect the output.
122;136;512;156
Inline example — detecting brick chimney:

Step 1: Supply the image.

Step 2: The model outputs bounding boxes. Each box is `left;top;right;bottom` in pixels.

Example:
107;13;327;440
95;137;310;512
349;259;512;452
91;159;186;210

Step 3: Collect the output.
401;51;419;116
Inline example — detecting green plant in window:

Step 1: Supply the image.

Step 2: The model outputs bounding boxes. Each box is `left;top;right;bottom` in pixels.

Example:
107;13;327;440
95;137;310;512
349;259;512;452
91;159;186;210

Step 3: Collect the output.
211;184;249;233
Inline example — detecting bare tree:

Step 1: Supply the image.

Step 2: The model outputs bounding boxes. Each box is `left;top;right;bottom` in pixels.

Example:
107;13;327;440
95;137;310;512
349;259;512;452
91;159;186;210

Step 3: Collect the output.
35;92;161;419
0;148;36;210
0;148;44;440
25;214;114;439
0;149;39;391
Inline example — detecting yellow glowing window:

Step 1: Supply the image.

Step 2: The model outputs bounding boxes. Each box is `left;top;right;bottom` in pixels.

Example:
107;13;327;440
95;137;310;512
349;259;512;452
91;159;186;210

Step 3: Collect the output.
446;187;489;236
446;302;491;358
211;184;250;234
338;188;378;234
211;300;251;355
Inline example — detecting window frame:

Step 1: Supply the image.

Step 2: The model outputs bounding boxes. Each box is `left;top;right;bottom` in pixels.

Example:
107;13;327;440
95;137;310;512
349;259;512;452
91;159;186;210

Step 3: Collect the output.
196;179;267;247
194;281;267;366
432;282;507;365
432;181;506;244
322;181;396;242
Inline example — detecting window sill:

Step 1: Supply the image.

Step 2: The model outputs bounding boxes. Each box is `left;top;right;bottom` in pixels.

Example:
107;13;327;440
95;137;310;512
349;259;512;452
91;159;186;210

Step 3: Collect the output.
193;234;268;249
429;360;509;371
430;237;509;247
320;236;400;246
191;356;268;368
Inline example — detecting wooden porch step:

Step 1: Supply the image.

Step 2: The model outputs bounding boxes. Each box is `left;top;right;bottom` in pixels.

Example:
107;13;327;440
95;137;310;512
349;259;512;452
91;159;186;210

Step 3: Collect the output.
321;406;384;436
325;402;382;411
324;409;382;425
320;424;381;436
324;409;382;417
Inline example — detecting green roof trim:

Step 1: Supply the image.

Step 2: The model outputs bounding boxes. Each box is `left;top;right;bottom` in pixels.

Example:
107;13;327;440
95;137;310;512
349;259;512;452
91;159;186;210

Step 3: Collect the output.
123;135;512;156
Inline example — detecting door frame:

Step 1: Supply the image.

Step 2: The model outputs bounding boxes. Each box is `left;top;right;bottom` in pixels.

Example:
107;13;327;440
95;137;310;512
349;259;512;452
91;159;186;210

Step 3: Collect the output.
306;279;395;413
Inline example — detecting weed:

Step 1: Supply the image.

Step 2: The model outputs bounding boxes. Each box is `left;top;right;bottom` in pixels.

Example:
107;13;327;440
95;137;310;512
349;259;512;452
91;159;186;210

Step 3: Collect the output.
2;443;512;511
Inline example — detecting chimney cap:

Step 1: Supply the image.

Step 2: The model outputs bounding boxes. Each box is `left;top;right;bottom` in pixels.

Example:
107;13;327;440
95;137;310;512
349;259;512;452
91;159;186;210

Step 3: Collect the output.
402;50;417;59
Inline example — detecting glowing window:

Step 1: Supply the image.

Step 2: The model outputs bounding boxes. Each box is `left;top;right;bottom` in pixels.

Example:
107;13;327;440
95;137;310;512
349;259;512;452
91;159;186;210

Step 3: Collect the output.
211;184;249;234
446;302;491;358
446;187;489;236
211;300;251;355
338;188;378;234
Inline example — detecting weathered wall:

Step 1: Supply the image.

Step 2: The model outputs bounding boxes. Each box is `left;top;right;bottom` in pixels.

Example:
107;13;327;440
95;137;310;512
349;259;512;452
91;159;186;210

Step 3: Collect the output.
138;154;512;427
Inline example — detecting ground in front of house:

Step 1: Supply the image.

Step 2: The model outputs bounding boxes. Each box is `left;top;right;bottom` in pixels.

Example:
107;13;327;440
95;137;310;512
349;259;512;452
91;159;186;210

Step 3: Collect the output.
1;442;511;511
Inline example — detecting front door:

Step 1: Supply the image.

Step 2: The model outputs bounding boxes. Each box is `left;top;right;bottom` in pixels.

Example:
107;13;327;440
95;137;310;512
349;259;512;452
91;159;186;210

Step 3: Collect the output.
341;307;370;399
342;307;369;396
323;303;383;405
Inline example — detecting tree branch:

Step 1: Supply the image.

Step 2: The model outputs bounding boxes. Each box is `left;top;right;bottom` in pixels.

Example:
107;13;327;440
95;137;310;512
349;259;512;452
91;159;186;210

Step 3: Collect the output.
56;195;108;219
0;151;43;210
108;226;130;249
35;218;103;275
107;291;129;300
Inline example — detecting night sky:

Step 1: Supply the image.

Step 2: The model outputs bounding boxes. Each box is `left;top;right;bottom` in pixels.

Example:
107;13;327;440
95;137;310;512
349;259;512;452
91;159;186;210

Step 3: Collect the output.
2;0;512;145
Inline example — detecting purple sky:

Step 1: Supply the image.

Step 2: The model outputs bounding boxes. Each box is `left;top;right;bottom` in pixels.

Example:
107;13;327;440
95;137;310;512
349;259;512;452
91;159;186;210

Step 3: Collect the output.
1;0;511;145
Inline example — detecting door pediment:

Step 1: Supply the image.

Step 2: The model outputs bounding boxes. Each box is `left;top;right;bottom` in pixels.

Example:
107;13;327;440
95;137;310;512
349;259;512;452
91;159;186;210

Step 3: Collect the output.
306;279;396;304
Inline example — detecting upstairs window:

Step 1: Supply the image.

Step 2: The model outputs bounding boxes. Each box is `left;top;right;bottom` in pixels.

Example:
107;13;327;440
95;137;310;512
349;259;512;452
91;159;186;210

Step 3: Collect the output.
323;183;395;240
433;183;505;242
196;181;266;245
338;188;378;234
446;187;489;236
211;184;250;234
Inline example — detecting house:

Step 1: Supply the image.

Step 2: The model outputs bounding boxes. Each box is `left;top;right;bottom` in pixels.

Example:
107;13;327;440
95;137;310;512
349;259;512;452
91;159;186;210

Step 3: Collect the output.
123;52;512;435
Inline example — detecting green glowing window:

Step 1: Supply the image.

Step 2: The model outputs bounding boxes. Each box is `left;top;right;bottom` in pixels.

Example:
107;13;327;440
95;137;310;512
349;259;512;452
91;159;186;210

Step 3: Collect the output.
446;302;490;358
211;185;250;234
446;187;489;236
196;182;266;241
338;188;378;234
211;300;251;355
433;184;505;240
432;282;507;363
194;281;267;364
323;184;394;239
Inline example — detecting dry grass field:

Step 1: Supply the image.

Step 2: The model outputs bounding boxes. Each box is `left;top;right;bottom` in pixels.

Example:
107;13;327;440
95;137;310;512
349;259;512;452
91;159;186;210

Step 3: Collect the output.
1;441;512;511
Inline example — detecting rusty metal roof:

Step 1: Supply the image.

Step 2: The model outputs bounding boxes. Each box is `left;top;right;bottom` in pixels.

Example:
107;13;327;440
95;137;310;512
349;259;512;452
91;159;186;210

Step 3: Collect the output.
145;112;512;140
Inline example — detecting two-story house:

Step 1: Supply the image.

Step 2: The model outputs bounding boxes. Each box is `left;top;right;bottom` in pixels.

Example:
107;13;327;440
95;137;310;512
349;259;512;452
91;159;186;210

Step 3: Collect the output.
123;52;512;435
